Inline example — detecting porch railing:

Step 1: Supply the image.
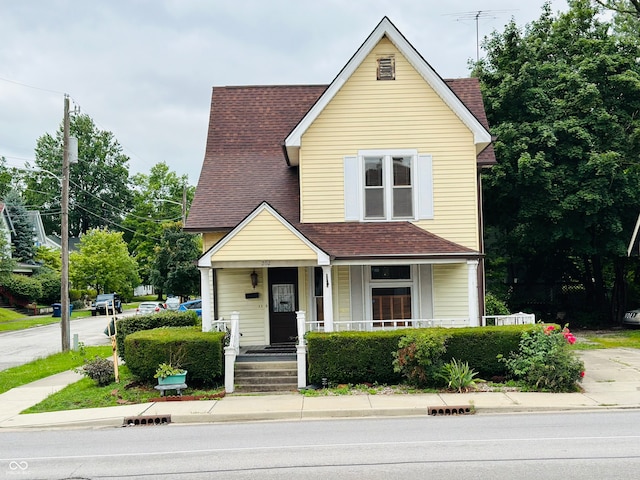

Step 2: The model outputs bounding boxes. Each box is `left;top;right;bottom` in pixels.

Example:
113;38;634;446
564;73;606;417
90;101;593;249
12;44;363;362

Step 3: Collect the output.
482;312;536;326
304;318;470;333
223;313;240;393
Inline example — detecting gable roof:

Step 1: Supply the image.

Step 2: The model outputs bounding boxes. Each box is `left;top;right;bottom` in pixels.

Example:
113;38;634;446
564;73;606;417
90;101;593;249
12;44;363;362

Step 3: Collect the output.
186;78;494;232
284;16;492;166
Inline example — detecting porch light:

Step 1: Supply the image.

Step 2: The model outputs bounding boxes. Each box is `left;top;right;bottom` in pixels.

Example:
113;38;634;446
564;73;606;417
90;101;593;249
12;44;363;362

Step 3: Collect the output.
250;270;258;289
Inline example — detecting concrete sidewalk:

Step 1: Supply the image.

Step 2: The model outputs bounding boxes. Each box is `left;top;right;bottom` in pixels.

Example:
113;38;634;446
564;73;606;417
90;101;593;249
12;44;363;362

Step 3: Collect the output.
1;348;639;430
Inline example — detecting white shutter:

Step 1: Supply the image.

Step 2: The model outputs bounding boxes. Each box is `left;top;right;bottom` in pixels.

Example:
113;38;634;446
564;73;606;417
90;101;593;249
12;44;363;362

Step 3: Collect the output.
416;154;434;219
344;156;359;221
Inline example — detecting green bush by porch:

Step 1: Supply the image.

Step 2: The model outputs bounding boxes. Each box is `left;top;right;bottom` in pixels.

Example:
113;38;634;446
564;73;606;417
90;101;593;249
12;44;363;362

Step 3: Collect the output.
115;310;199;359
306;326;536;386
124;327;225;386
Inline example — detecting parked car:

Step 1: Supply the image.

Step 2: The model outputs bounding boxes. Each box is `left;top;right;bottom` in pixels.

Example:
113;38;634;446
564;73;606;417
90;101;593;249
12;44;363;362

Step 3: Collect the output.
165;295;180;311
623;308;640;327
91;293;122;316
136;301;166;315
178;299;202;316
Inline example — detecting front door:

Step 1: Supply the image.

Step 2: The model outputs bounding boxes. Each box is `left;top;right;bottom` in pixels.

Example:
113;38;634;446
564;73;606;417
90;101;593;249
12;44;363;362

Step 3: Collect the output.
268;267;298;344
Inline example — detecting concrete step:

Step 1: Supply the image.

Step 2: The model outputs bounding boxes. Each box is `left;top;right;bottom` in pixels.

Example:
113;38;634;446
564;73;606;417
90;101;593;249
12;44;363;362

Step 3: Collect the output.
234;360;298;393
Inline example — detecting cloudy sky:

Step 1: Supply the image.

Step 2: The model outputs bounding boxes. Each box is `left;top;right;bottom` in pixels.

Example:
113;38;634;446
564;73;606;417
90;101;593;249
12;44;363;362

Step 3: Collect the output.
0;0;568;185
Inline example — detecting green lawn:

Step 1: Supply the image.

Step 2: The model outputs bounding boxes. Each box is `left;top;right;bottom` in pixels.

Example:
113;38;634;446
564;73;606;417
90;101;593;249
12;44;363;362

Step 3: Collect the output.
0;345;112;395
0;307;94;332
574;328;640;349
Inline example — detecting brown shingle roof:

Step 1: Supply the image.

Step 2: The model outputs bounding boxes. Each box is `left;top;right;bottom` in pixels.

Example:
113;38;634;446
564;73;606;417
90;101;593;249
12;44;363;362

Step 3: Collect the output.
297;221;477;259
186;79;495;232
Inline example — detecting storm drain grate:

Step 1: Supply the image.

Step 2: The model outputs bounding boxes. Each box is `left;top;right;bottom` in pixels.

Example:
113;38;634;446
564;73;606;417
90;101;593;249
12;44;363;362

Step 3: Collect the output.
123;415;171;427
428;406;472;416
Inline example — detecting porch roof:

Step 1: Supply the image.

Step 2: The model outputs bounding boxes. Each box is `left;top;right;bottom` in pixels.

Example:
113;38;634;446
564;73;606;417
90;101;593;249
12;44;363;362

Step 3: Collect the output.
297;221;478;261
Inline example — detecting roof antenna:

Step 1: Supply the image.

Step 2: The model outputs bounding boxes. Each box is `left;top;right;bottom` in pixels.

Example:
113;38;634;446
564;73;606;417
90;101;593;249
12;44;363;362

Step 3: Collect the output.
444;10;515;62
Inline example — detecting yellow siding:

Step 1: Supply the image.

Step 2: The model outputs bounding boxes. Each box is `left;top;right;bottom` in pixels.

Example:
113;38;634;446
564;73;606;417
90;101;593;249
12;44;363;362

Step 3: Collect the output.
299;36;479;249
432;264;468;319
298;267;308;318
216;268;268;346
203;232;226;253
335;266;351;321
213;210;317;262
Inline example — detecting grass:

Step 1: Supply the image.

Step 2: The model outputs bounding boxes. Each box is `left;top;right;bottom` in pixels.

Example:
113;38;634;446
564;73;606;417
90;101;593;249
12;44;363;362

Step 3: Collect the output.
574;328;640;349
24;365;224;413
0;345;112;394
0;307;94;332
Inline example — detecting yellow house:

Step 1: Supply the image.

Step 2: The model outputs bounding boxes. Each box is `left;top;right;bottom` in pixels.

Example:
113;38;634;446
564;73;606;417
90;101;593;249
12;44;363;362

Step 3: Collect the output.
186;17;494;384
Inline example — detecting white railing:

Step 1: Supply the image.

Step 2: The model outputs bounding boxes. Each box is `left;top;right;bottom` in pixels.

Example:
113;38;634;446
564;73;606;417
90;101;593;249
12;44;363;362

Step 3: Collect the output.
304;318;470;333
482;312;535;326
223;312;240;393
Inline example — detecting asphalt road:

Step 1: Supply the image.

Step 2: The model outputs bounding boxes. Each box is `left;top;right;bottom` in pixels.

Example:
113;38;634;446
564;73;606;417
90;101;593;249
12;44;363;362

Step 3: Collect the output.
0;311;134;371
1;411;639;479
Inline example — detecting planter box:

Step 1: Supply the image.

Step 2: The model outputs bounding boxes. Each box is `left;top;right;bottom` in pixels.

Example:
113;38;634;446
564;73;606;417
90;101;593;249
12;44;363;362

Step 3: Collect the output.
157;372;187;385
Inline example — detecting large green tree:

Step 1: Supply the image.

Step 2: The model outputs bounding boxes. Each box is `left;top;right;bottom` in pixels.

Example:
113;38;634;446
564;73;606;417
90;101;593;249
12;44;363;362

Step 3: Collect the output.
475;0;640;323
3;190;35;263
70;227;139;295
149;222;200;300
24;114;133;237
122;162;194;288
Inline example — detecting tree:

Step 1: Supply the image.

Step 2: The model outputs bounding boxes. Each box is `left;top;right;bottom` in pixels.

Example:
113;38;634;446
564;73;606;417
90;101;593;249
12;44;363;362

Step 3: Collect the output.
35;246;62;273
24;114;133;237
3;190;36;263
594;0;640;17
475;0;640;323
0;157;20;198
0;223;15;281
122;162;193;290
70;228;139;295
149;222;200;300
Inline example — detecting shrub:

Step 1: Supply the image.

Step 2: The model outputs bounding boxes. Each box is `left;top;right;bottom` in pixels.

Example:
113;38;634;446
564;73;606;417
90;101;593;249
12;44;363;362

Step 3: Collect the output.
306;330;406;385
485;292;510;315
76;356;115;386
124;327;225;386
439;359;478;393
115;310;199;359
500;325;585;392
4;274;42;303
34;271;61;304
393;329;451;387
443;325;533;378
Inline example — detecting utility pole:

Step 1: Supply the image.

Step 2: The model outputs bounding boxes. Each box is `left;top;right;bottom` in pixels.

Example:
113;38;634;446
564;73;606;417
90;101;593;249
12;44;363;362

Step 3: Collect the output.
181;183;187;226
61;94;71;352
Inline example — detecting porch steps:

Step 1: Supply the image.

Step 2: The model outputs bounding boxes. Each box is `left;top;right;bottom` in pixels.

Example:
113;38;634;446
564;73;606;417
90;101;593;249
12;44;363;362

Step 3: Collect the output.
233;360;298;393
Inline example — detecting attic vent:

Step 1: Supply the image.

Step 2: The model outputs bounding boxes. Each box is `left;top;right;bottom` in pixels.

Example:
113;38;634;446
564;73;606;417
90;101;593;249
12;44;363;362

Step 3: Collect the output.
377;56;395;80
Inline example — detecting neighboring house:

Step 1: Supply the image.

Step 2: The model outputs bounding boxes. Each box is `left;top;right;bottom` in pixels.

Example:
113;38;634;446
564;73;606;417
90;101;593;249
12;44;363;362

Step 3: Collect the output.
186;17;495;350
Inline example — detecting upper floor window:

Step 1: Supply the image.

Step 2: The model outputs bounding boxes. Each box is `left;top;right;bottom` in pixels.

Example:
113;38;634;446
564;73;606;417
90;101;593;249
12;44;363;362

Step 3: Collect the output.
344;149;433;222
364;154;413;219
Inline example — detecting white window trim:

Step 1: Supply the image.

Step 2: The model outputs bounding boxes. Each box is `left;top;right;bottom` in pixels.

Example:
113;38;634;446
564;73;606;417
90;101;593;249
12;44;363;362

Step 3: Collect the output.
344;150;433;222
364;265;418;323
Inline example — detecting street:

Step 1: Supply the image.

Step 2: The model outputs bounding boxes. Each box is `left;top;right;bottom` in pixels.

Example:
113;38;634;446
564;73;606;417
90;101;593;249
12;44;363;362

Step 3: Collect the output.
0;312;132;371
1;411;639;479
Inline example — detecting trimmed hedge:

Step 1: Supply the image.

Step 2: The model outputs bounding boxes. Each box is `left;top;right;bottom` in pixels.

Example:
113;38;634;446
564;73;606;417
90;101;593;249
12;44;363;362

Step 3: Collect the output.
124;327;225;386
307;325;537;385
443;325;538;378
115;311;199;359
307;330;410;385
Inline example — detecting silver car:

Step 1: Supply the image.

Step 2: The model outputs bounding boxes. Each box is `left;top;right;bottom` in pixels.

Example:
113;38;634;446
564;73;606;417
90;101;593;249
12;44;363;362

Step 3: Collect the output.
623;308;640;327
136;301;165;315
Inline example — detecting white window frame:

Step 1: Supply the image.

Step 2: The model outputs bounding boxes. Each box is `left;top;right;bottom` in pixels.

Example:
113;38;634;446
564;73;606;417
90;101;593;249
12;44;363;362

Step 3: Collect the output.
344;149;433;222
364;265;418;323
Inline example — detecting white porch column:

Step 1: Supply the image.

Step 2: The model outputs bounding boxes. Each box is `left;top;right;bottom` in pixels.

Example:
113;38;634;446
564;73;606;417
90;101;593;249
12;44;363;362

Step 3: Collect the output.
224;311;240;393
322;265;334;332
296;310;307;389
200;268;213;332
467;260;479;327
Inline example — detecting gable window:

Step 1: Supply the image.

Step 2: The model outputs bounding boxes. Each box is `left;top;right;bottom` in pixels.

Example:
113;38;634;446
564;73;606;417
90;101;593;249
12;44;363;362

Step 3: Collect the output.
345;150;433;222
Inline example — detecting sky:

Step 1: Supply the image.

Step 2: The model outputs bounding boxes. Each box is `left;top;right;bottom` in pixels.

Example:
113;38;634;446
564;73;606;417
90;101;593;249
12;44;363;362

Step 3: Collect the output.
0;0;568;186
